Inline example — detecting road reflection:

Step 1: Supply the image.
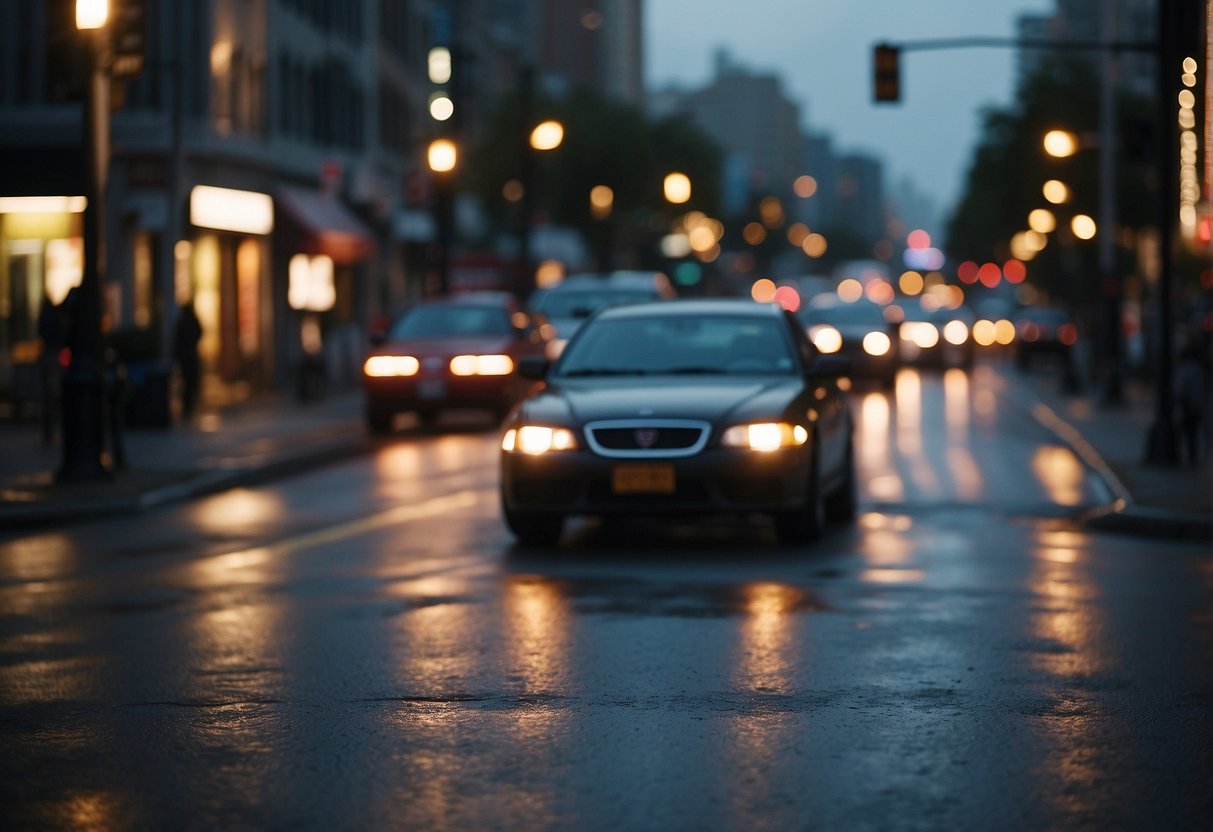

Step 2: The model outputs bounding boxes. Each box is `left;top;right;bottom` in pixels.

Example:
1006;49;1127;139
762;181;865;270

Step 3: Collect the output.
1025;526;1118;824
1031;447;1087;507
857;391;904;502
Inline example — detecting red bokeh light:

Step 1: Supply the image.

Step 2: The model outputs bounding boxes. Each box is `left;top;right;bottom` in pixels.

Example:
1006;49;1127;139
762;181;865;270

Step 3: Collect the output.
773;285;800;312
978;262;1002;288
957;261;979;284
1003;259;1026;284
906;229;931;250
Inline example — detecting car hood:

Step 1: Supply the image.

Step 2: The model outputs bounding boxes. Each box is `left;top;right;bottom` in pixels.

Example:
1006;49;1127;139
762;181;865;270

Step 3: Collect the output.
369;335;514;357
518;376;806;425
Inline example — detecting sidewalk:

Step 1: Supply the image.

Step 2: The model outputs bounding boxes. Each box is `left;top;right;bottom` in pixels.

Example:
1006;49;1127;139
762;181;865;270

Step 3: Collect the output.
1004;363;1212;541
0;369;1209;540
0;390;370;529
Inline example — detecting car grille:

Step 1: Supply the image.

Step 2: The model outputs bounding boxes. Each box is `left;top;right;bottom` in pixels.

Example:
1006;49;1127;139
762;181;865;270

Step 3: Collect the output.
584;419;711;458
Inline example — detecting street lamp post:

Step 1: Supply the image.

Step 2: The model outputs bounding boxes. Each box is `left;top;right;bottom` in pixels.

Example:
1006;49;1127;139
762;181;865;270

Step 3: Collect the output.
514;68;564;300
60;0;112;481
426;138;457;296
1042;117;1120;402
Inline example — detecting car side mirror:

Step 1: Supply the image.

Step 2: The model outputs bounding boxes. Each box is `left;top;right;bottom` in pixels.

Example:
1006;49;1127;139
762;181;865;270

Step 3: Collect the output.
518;355;550;380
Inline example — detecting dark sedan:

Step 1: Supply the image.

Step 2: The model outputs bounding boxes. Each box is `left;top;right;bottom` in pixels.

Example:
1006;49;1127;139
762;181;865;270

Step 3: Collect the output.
362;292;553;433
499;299;856;546
798;295;899;388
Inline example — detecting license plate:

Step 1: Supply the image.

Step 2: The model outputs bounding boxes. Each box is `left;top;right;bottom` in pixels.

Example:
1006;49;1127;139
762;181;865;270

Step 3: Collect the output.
612;463;675;494
417;380;447;400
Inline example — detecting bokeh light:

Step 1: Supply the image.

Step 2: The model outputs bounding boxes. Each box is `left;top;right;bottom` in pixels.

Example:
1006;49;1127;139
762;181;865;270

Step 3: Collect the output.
899;270;924;295
1042;179;1069;204
793;175;818;198
751;277;777;303
837;278;864;303
1071;214;1097;240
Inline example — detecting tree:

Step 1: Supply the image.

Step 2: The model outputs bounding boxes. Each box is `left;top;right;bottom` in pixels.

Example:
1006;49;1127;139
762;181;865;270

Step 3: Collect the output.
466;88;723;271
946;53;1156;306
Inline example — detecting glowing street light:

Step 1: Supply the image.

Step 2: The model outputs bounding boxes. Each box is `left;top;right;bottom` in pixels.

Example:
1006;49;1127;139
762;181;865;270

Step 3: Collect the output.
75;0;108;29
1042;179;1070;205
663;172;692;205
590;185;614;219
427;138;457;173
1071;214;1097;240
529;120;564;152
1043;129;1079;158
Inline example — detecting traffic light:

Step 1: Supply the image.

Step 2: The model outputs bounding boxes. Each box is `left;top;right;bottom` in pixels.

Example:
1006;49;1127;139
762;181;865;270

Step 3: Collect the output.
873;43;900;103
111;0;147;80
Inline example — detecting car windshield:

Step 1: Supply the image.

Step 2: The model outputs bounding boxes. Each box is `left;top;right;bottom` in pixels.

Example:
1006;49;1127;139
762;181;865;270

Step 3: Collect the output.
389;305;512;339
557;315;796;376
535;289;658;320
799;302;886;326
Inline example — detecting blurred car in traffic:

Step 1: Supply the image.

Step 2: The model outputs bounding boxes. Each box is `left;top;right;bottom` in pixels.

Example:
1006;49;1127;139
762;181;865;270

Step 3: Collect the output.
798;295;899;388
899;301;976;369
1013;306;1078;370
526;270;675;357
499;299;856;546
361;292;553;433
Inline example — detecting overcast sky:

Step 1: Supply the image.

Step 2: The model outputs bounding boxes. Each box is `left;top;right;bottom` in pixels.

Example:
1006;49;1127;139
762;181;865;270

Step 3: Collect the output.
645;0;1056;227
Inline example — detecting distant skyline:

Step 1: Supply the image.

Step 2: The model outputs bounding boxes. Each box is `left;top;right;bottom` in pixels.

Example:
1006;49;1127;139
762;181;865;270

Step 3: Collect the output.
645;0;1056;229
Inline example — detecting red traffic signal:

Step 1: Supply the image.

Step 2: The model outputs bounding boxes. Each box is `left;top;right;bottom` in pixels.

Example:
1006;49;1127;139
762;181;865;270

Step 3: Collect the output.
873;43;900;103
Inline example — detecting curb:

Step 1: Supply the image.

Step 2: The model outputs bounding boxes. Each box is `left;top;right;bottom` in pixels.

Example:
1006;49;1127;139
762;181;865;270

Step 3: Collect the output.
0;436;371;532
1026;398;1212;543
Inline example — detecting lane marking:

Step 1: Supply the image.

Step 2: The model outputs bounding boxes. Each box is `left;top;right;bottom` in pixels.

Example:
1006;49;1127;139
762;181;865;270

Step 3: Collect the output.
203;489;489;567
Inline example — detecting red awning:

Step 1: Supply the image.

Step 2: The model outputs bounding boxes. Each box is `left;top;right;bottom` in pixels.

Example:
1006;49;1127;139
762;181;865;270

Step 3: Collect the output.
276;186;374;264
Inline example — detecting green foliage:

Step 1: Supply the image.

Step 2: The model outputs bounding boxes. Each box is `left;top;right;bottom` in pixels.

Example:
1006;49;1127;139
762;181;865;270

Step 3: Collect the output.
465;87;723;268
945;54;1158;305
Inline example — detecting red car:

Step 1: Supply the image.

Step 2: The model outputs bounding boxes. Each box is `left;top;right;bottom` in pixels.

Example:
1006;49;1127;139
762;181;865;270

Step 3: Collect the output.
362;292;553;433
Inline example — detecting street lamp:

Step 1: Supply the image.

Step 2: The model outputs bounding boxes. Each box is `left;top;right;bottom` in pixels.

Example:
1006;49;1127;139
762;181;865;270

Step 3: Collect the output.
59;0;112;481
427;138;457;295
1043;123;1121;404
516;110;565;299
663;172;692;205
1042;129;1079;158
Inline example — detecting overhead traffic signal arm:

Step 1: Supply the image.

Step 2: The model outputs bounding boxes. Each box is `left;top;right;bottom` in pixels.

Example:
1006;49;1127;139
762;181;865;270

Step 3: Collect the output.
870;36;1157;105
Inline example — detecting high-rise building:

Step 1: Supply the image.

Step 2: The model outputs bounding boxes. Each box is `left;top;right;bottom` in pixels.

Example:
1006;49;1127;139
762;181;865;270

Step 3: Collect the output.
679;50;803;207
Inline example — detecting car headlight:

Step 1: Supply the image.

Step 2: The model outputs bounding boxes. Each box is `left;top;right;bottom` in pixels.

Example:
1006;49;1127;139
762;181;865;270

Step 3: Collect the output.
808;325;843;354
862;331;892;356
363;355;420;377
720;422;808;452
942;320;969;345
450;354;514;376
900;321;939;349
502;425;579;454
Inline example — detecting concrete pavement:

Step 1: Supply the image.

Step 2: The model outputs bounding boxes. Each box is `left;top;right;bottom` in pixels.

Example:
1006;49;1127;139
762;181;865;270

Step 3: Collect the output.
1;365;1209;540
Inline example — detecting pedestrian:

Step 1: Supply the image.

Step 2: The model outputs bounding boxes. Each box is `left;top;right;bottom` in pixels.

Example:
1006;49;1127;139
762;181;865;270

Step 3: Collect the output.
1173;339;1209;465
172;299;203;420
37;292;65;444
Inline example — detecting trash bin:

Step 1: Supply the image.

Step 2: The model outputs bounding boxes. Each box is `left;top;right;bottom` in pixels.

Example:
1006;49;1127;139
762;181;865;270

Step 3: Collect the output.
124;360;172;427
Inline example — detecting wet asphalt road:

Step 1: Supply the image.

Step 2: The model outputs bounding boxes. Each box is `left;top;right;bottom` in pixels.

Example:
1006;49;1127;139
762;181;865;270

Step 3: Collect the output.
1;365;1210;831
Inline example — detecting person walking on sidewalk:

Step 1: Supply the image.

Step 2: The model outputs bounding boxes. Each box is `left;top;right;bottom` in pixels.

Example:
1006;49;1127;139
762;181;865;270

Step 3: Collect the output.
1173;338;1209;465
172;299;203;420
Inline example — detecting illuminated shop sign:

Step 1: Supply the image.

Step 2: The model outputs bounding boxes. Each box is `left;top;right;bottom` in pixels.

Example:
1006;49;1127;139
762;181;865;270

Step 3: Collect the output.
189;185;273;235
